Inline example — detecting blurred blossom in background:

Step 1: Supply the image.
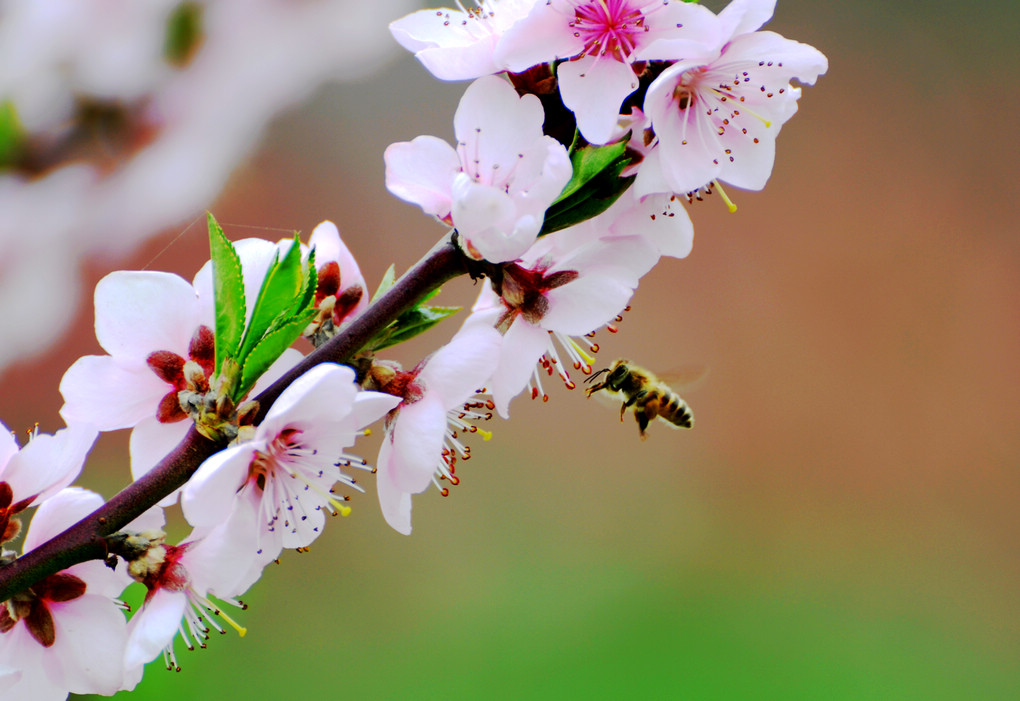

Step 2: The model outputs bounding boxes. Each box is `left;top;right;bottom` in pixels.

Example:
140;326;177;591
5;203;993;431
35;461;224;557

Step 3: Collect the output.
0;0;1018;699
0;0;412;369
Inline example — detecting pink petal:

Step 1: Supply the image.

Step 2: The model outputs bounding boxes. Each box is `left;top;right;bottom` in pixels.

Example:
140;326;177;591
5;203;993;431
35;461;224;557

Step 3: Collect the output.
23;488;104;551
495;2;578;72
384;136;459;217
491;319;549;418
375;437;412;536
93;271;201;359
454;77;545;183
181;444;257;529
418;323;501;407
59;354;168;430
124;588;187;669
389;394;447;494
3;423;96;505
718;0;777;38
50;595;127;696
557;56;639;145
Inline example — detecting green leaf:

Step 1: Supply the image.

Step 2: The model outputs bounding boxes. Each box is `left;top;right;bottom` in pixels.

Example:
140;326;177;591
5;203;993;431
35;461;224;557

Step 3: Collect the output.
238;235;305;361
237;312;315;400
370;264;397;304
285;251;318;321
207;213;246;376
0;100;24;169
369;305;461;352
540;140;635;235
164;2;203;67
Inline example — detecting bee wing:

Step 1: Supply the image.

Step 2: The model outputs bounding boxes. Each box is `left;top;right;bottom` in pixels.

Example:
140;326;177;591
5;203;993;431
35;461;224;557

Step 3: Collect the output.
657;364;710;393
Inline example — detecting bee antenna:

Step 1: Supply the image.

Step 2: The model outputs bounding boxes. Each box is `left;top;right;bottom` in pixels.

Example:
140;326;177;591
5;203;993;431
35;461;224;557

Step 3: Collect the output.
585;368;608;384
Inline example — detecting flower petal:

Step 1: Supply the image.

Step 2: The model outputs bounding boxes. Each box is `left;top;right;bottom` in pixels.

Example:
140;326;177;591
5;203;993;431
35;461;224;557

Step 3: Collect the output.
384;136;460;217
93;271;201;359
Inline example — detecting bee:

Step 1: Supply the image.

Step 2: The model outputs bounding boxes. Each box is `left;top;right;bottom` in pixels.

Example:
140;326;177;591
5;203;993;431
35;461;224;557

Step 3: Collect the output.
584;359;694;439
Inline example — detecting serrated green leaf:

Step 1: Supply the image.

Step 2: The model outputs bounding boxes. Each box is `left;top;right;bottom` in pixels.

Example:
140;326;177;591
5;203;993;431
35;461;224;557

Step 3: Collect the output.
370;305;461;352
207;213;246;375
370;264;397;304
239;235;305;361
236;312;314;400
286;251;318;320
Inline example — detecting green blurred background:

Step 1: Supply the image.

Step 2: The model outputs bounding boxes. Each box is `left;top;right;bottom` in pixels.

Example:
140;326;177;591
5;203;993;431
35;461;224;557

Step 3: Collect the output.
3;0;1017;698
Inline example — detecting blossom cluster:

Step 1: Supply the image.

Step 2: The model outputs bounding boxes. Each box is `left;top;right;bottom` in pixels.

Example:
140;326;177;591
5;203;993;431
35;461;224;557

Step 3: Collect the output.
0;1;824;697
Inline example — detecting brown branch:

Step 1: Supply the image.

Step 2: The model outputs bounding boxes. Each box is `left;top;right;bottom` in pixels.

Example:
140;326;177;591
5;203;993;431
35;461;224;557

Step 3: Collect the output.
0;232;472;602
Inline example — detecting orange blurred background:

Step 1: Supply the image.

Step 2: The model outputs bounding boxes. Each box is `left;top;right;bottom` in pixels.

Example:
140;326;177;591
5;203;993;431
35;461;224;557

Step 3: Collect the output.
2;0;1017;698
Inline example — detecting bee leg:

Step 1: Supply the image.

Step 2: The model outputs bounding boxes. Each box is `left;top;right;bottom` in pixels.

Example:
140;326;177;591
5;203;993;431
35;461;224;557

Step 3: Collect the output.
620;391;643;421
636;409;651;439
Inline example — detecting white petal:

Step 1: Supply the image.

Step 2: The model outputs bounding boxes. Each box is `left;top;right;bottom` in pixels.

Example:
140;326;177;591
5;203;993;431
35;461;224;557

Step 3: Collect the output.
23;487;104;551
558;57;639;146
454;77;545;183
389;9;500;80
608;194;694;259
350;391;402;431
495;2;579;72
384;136;460;217
128;418;191;499
259;363;358;440
718;0;777;38
59;355;168;430
3;423;96;505
389;395;447;494
181;444;257;528
375;437;412;535
52;595;127;696
543;271;635;336
124;589;187;669
491;320;549;418
0;422;17;471
93;271;201;359
418;323;501;407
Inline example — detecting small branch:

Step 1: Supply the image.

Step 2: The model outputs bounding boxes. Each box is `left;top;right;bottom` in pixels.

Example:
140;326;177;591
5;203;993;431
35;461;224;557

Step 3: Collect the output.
0;232;472;602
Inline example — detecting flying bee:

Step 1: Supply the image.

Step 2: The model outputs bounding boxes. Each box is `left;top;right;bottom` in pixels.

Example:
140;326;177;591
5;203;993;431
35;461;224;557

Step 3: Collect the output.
584;359;694;439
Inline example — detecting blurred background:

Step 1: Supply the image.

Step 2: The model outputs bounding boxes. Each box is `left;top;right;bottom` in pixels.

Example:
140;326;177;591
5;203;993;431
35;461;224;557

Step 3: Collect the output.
0;0;1017;698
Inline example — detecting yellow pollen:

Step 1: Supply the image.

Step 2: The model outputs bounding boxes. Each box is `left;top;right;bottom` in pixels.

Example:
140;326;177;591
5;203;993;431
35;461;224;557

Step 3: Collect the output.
713;180;738;213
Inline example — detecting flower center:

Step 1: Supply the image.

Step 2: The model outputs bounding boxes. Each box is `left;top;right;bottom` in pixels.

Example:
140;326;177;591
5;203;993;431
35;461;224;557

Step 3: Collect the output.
570;0;650;61
146;325;215;423
0;572;87;647
496;262;579;330
249;428;304;489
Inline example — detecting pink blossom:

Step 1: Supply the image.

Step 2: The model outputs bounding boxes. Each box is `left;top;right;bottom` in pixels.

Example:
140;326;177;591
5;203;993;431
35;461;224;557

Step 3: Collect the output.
496;0;718;144
181;363;399;572
0;422;96;544
634;0;827;197
389;0;538;80
470;229;657;417
59;240;304;484
385;75;572;263
304;220;369;344
122;520;256;675
375;323;501;535
0;488;131;700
